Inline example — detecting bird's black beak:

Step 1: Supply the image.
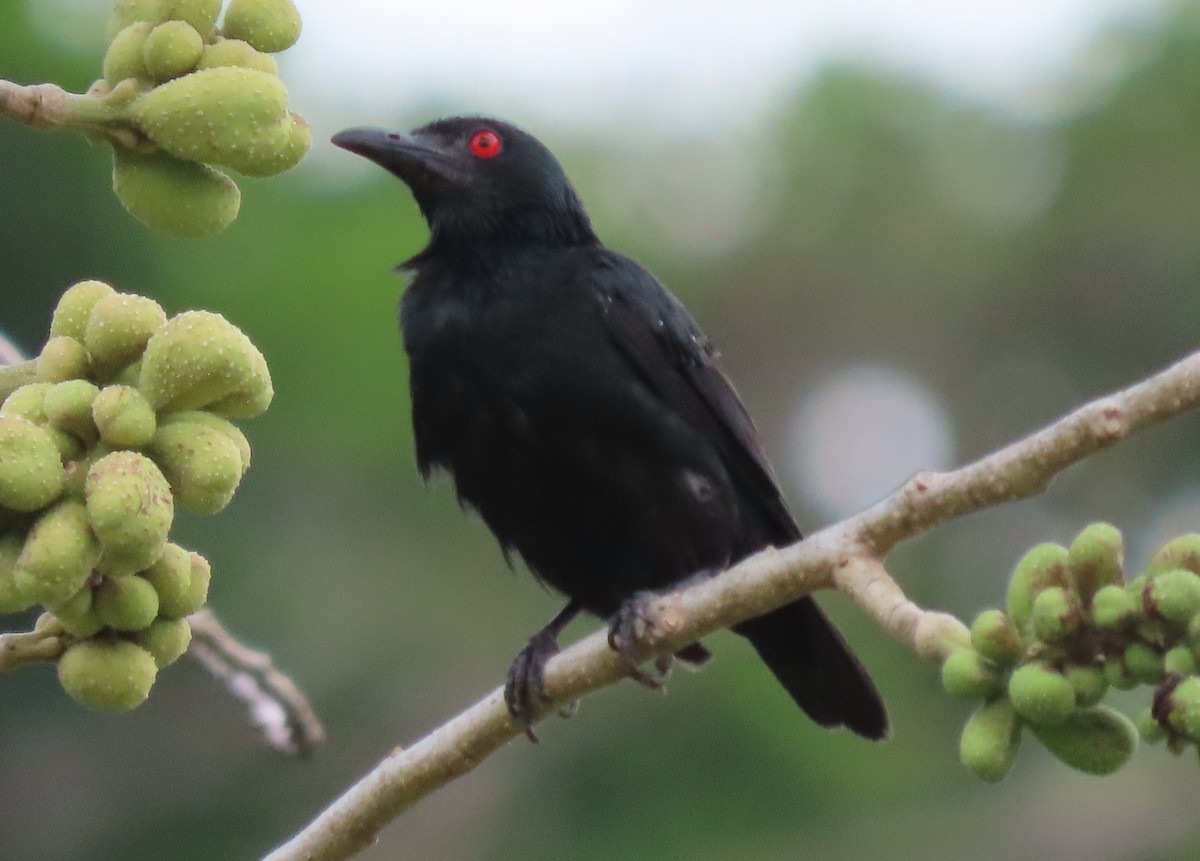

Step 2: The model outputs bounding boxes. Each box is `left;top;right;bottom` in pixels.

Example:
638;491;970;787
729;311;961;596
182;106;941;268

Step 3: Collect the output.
332;127;453;185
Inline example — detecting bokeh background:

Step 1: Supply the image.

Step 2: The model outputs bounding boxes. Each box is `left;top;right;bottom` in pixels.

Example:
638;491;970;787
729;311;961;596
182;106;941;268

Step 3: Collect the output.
3;1;1200;859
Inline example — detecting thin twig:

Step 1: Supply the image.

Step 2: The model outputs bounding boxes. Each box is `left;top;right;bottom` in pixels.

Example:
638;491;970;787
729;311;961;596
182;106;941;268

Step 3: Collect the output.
264;349;1200;861
188;609;326;757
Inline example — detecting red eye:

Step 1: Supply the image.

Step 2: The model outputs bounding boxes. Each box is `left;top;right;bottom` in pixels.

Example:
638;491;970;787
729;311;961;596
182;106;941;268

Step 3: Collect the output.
469;129;502;159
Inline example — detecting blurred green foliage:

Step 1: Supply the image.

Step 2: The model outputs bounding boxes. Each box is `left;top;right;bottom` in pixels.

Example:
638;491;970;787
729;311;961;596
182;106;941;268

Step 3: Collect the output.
3;2;1200;860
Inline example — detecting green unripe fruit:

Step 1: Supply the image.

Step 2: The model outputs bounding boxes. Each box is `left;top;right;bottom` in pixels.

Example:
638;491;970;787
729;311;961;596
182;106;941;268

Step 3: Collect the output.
941;648;1005;700
139;310;272;414
85;451;173;577
222;0;303;52
37;337;89;383
148;416;246;514
84;292;167;381
43;380;100;444
0;415;66;511
92;385;157;449
1123;642;1164;684
1164;645;1196;676
162;412;251;469
0;531;35;615
107;0;161;42
1006;543;1070;636
1064;665;1108;708
1091;583;1136;630
1168;677;1200;740
93;575;160;631
129;66;308;176
1147;534;1200;577
1146;568;1200;625
133;617;192;667
141;542;191;617
959;698;1021;782
160;0;223;38
50;280;117;342
51;587;105;638
1;382;51;422
1136;707;1166;743
12;500;101;605
1068;522;1124;601
204;342;273;419
1030;586;1079;644
1008;662;1076;726
197;38;278;75
57;639;157;713
143;20;205;82
1030;706;1137;776
186;550;211;609
1102;657;1137;691
112;147;241;238
103;22;152;84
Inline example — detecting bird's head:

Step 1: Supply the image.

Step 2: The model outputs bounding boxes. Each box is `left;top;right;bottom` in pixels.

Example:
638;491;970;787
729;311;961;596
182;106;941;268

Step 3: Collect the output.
332;116;596;258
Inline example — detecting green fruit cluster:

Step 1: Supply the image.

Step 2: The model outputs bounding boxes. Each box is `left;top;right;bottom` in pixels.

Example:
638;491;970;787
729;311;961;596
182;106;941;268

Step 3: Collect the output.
0;279;270;713
944;523;1200;781
93;0;308;236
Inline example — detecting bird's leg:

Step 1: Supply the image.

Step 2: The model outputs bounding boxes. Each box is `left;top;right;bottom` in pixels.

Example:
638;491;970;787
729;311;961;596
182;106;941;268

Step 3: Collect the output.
504;599;582;741
608;571;716;690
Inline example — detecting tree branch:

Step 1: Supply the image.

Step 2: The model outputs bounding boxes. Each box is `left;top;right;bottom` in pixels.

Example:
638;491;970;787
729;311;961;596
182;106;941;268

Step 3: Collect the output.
264;348;1200;861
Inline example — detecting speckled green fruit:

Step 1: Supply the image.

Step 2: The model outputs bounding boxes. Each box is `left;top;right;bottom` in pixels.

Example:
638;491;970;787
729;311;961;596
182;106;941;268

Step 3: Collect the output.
221;0;302;52
12;500;101;606
143;20;204;82
112;147;241;238
37;337;89;383
1007;543;1070;636
159;0;223;38
84;292;167;380
57;640;158;713
161;412;250;469
1123;642;1164;684
1147;535;1200;577
1064;665;1108;708
1091;584;1136;630
969;609;1022;666
1008;662;1076;726
148;416;246;514
1068;522;1124;601
50;280;117;342
92;385;157;450
85;451;173;577
1031;586;1079;644
51;587;105;638
43;380;100;444
140;542;191;618
197;38;278;74
941;649;1005;700
959;698;1021;782
1147;568;1200;625
103;21;152;84
1;383;51;422
128;66;308;176
133;617;192;667
94;575;159;631
139;311;271;414
1168;677;1200;740
0;415;66;512
107;0;161;42
1164;645;1197;676
1030;706;1137;775
0;531;34;615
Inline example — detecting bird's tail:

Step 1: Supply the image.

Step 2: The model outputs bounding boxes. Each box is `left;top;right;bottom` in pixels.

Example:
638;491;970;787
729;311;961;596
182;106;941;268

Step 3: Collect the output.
734;597;888;740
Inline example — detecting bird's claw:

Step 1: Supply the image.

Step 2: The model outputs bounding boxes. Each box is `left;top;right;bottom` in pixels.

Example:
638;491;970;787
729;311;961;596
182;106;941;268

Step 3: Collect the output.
608;592;673;690
505;627;575;741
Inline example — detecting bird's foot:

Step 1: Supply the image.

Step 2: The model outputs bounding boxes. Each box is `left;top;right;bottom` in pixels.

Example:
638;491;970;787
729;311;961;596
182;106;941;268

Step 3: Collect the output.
504;627;568;741
607;592;675;690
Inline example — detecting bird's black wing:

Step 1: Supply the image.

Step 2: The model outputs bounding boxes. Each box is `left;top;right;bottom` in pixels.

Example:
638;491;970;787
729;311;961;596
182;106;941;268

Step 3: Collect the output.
588;251;799;549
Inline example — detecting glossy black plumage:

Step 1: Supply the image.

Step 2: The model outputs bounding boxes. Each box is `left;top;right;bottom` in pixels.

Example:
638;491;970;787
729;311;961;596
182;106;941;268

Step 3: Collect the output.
332;117;887;739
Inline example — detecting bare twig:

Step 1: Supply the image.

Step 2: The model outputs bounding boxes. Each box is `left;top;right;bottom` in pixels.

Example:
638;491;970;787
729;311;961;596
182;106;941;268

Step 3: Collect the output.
188;610;326;757
0;80;73;130
264;349;1200;861
0;625;67;670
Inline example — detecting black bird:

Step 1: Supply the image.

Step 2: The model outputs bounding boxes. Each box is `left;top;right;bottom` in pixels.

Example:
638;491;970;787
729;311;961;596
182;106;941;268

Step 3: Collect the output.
332;117;887;740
